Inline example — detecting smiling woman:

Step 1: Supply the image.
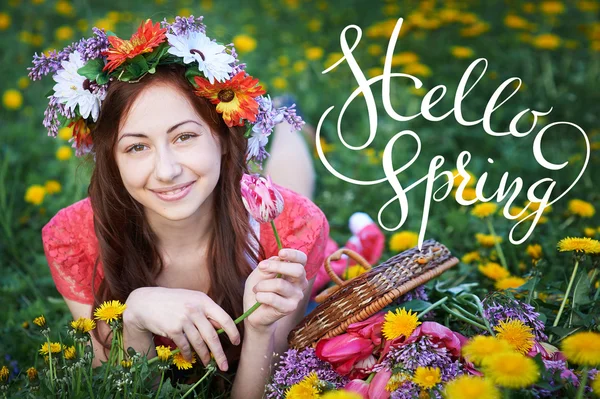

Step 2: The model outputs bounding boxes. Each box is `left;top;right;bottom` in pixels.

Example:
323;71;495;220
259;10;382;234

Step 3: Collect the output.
38;32;330;397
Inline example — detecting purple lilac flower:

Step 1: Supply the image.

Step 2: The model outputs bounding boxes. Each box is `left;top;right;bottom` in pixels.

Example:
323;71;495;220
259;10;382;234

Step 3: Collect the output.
483;295;548;341
265;347;348;399
43;96;76;138
396;285;429;304
532;359;579;398
227;44;247;76
282;104;305;131
162;15;206;36
76;27;109;62
28;44;76;81
390;381;422;399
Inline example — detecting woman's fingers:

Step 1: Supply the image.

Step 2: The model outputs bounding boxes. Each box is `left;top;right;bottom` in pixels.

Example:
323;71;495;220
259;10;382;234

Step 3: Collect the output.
194;316;229;371
253;278;303;301
167;329;194;362
255;291;298;315
204;305;241;346
258;259;307;286
278;248;308;266
181;320;211;366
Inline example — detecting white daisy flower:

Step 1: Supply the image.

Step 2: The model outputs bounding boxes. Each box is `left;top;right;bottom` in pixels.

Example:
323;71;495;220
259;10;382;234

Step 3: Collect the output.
166;31;235;84
52;50;105;122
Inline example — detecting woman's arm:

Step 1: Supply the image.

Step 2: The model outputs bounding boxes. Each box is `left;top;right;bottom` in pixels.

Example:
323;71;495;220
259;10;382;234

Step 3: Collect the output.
230;325;276;399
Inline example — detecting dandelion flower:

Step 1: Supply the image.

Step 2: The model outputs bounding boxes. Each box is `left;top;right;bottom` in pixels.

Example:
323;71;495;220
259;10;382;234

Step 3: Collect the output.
568;199;595;217
172;352;196;370
413;366;441;389
25;185;46;206
478;262;510;281
482;352;539;388
444;375;500;399
494;319;535;354
557;237;600;254
461;251;481;264
94;300;127;323
321;391;362;399
561;331;600;366
386;373;410;392
44;180;62;195
462;335;514;365
389;231;419;252
526;244;542;259
592;374;600;397
495;276;526;290
26;367;38;381
71;317;96;333
33;315;46;328
63;346;76;360
0;366;8;382
382;308;421;340
156;345;172;362
39;342;63;355
121;359;132;368
472;203;498;218
3;89;23;110
475;233;502;247
285;372;321;398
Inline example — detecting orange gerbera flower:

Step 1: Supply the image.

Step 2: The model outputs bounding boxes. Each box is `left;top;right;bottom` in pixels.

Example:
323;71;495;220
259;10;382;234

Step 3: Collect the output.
193;72;266;127
102;19;167;73
68;118;92;151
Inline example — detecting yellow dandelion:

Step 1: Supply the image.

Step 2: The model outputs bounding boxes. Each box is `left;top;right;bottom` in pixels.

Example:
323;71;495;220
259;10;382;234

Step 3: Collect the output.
495;276;526;291
568;199;596;217
305;47;324;61
55;25;74;41
3;89;23;110
557;237;600;254
386;372;410;392
56;145;73;161
504;14;530;30
55;0;74;16
451;46;474;59
0;13;11;30
413;366;441;389
526;244;542;259
368;44;383;56
482;352;539;388
461;251;481;264
494;319;535;354
532;34;561;50
388;51;419;66
33;315;46;328
390;231;419;252
26;367;38;381
320;390;363;399
592;374;600;396
0;366;8;382
475;233;502;248
285;372;320;398
462;335;514;365
526;201;552;213
457;187;478;201
472;203;498;218
25;185;46;206
172;352;196;370
540;1;565;14
44;180;62;195
402;63;432;77
121;359;132;368
39;342;63;355
63;345;76;360
444;375;500;399
232;34;257;53
155;345;172;362
561;331;600;366
94;300;127;323
382;308;421;340
18;76;29;89
70;317;96;333
478;262;510;281
272;77;287;90
344;265;368;280
584;227;597;237
451;169;476;188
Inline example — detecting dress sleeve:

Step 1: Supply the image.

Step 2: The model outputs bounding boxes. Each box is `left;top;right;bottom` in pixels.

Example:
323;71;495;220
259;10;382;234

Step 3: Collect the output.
263;185;330;281
41;198;101;305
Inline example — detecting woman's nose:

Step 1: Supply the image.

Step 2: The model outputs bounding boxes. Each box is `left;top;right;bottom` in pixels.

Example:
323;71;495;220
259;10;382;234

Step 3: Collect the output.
153;147;183;182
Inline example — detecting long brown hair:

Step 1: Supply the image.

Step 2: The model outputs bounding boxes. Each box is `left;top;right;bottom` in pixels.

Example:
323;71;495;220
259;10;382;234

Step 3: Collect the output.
87;63;265;368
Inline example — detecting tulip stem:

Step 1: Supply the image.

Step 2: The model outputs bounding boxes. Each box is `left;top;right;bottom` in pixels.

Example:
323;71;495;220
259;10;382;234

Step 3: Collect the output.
270;220;283;250
366;372;375;383
417;297;448;319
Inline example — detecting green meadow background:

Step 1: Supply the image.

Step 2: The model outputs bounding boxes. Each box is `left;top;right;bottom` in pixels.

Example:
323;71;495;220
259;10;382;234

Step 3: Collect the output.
1;0;599;379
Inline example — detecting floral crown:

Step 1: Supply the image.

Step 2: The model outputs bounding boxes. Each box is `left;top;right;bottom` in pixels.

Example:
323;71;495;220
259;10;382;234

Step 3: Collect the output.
28;15;304;167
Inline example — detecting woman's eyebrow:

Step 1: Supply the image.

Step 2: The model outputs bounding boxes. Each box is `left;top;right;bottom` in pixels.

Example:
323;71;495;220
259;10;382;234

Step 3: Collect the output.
118;120;203;142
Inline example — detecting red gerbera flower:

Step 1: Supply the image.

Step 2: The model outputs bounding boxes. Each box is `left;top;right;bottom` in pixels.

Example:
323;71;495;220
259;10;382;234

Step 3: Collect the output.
193;72;266;127
102;19;167;73
68;118;92;150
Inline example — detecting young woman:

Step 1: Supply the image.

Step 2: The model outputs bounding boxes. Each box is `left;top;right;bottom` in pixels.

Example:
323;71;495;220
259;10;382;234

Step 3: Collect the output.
36;18;328;398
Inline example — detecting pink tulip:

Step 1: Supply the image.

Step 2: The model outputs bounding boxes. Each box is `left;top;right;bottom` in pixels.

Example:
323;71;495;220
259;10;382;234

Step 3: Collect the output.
316;334;374;377
344;379;369;398
347;312;386;346
382;321;464;358
240;173;284;223
368;369;392;399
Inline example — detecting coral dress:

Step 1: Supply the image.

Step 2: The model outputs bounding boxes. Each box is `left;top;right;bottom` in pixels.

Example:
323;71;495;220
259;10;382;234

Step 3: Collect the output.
41;183;329;309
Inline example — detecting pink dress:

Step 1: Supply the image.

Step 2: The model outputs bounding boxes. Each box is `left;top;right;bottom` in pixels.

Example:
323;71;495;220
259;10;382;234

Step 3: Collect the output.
41;184;329;306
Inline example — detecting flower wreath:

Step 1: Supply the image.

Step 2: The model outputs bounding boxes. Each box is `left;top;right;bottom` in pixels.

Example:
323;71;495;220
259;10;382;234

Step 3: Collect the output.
28;15;304;167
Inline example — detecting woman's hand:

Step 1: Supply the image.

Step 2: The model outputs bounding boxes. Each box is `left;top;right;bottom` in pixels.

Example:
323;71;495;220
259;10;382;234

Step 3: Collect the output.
243;248;309;332
124;287;240;371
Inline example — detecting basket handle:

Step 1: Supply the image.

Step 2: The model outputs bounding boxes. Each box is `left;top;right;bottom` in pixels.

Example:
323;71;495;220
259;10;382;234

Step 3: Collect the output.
324;248;372;286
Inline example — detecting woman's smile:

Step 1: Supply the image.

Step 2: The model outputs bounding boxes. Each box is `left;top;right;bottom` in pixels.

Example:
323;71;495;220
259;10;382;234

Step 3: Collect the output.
150;180;196;202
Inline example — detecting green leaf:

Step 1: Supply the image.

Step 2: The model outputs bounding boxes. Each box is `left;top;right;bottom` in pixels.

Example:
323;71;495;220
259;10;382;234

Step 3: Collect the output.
96;72;110;85
105;30;117;37
572;270;592;306
77;58;105;80
185;67;203;88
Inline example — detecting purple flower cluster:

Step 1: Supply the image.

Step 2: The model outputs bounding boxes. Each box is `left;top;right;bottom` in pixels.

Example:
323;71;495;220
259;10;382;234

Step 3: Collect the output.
265;347;348;399
161;15;206;36
390;381;422;399
28;28;108;81
532;359;580;398
227;45;247;76
281;104;305;132
43;96;75;138
483;295;548;341
396;285;429;304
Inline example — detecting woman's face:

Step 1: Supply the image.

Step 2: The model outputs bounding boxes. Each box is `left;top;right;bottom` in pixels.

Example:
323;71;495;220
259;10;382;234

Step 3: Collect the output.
114;82;223;222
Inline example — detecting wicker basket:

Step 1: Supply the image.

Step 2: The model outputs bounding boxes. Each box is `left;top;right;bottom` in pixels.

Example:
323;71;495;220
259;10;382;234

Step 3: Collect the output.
288;239;459;350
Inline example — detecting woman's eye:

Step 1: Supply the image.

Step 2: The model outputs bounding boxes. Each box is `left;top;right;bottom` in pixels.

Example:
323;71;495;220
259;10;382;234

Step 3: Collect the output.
176;133;195;143
127;144;146;153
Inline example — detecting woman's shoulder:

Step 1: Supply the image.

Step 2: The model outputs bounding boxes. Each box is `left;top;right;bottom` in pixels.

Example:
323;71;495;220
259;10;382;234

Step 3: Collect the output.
41;197;101;304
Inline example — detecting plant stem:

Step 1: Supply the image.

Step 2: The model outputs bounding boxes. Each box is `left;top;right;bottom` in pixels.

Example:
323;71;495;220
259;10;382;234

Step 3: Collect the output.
154;371;165;399
486;219;508;271
441;304;488;331
366;372;376;383
270;220;283;250
553;259;580;328
180;366;216;399
417;297;449;319
575;367;589;399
